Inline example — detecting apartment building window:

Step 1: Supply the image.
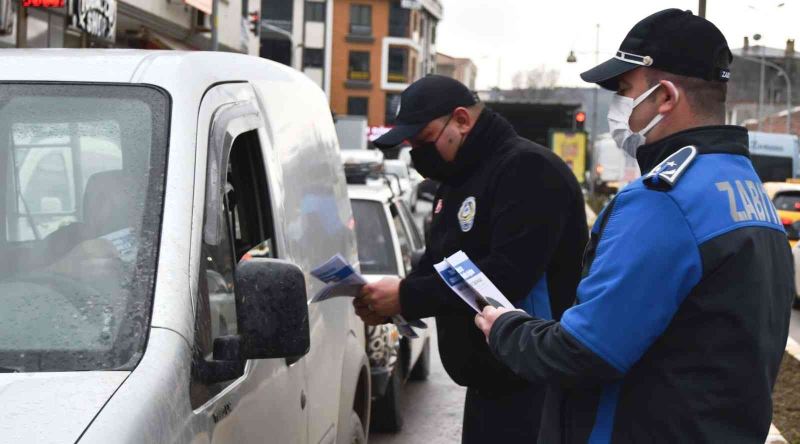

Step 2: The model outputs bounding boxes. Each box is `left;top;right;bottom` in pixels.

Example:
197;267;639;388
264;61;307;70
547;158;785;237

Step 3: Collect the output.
348;51;370;81
348;97;369;116
388;47;408;83
385;94;401;125
303;48;324;68
388;1;409;37
305;1;325;22
350;4;372;36
263;0;294;31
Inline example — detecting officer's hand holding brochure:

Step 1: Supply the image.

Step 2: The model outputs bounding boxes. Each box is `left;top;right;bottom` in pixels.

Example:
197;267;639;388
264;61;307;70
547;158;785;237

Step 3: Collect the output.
310;254;426;338
435;251;515;313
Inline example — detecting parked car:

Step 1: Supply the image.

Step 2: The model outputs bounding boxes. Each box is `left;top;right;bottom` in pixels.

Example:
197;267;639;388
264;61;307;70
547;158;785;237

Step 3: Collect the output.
383;159;419;211
764;181;800;246
0;50;370;444
348;184;432;433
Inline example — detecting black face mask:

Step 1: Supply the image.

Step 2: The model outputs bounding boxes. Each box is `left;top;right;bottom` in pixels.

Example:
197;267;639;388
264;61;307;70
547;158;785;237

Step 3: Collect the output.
411;144;455;182
410;115;458;182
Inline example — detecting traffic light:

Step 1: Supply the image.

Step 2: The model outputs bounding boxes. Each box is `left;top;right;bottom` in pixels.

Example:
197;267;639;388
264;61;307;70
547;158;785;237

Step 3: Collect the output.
248;11;260;36
574;111;586;130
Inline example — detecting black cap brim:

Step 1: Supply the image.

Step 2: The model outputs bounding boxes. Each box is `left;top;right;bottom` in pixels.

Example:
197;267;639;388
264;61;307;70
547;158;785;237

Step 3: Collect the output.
373;122;427;149
580;57;639;91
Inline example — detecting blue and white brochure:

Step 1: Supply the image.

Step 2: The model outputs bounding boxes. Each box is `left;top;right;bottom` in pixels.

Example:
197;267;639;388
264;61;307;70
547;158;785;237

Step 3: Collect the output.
310;254;425;338
435;251;514;313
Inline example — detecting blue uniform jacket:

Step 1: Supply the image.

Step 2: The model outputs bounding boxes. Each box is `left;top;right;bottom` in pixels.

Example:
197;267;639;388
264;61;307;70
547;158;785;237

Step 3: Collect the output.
489;125;794;443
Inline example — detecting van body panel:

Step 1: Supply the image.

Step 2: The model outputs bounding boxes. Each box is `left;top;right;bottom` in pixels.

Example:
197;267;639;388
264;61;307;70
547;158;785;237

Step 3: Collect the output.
250;76;359;443
0;371;127;443
78;328;195;444
0;50;368;444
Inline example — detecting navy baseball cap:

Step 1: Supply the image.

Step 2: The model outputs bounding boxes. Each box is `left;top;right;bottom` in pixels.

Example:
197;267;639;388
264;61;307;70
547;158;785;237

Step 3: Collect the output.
373;75;478;149
581;9;733;90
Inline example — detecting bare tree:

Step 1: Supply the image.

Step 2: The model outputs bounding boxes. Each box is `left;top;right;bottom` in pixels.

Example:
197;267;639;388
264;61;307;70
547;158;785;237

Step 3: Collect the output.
512;66;560;90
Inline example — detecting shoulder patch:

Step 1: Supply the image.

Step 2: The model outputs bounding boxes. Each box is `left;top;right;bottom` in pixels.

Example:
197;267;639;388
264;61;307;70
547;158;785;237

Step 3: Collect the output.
643;145;698;191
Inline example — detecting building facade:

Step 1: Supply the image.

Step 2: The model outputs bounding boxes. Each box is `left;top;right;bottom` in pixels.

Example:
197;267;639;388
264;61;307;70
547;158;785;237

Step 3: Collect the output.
436;52;477;90
260;0;334;94
0;0;259;54
728;38;800;133
329;0;441;127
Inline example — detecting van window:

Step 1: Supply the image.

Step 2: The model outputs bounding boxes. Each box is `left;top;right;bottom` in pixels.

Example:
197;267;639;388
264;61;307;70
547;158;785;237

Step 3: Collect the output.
192;129;275;407
0;83;169;373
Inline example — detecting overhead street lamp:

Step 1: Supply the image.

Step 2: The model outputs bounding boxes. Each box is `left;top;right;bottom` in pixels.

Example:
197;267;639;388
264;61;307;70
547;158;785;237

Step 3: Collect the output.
567;24;600;196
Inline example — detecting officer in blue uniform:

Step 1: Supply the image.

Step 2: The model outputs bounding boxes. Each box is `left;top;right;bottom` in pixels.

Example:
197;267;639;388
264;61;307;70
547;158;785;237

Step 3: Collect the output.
475;9;794;443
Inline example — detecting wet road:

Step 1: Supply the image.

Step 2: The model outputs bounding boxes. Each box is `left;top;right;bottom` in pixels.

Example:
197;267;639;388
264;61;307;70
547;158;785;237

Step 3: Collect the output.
370;327;465;444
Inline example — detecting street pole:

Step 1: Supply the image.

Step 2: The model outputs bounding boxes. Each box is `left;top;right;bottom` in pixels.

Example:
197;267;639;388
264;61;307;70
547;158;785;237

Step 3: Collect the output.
698;0;706;18
758;45;765;131
15;0;26;48
589;23;599;197
211;0;219;51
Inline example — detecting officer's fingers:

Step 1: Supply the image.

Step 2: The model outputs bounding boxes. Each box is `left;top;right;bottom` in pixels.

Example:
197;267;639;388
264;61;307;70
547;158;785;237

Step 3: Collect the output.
359;284;372;297
481;306;499;321
474;314;489;334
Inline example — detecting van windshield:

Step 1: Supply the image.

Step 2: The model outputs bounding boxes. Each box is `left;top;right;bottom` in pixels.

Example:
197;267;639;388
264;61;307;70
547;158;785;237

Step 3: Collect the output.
0;84;170;373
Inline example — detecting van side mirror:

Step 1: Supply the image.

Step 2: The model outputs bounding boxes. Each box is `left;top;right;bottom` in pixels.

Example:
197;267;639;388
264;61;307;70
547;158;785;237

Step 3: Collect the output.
235;259;311;360
201;259;311;384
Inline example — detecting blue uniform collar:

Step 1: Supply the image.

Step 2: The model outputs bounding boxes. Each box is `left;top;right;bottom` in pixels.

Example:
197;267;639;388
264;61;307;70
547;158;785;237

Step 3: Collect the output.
636;125;749;173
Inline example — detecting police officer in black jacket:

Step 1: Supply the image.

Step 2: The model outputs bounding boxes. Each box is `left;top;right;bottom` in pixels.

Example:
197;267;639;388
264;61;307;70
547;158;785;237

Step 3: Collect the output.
354;75;587;442
475;10;794;443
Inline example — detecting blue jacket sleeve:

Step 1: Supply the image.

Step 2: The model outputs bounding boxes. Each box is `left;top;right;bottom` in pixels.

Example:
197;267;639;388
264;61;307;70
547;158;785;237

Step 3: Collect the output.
489;187;703;383
561;187;703;373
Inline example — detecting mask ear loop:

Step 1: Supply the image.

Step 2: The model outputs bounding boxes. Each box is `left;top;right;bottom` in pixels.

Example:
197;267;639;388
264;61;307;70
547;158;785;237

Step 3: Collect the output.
636;81;680;137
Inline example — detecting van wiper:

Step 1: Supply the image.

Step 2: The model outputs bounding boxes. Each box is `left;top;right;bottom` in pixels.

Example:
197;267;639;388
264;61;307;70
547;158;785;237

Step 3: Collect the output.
0;366;19;373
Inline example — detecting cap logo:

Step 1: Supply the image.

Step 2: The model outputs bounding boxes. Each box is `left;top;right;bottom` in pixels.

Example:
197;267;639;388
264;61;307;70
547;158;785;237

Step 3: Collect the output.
719;69;731;81
615;51;654;67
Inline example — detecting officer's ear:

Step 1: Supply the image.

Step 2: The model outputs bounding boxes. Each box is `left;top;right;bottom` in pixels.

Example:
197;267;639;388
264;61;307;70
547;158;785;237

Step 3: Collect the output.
452;107;476;134
656;80;681;115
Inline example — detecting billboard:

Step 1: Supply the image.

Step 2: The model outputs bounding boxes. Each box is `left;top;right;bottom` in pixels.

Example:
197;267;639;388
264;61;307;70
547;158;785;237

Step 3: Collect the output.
550;130;587;183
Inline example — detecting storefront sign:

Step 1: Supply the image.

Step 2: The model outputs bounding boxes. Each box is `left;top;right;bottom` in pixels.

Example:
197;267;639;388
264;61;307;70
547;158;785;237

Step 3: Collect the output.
69;0;116;41
23;0;65;7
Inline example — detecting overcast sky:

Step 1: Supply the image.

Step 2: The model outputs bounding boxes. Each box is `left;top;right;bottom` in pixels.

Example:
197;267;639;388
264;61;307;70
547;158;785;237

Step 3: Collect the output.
436;0;799;89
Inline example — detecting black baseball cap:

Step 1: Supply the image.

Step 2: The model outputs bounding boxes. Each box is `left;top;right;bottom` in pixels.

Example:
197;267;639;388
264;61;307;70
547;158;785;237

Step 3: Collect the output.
373;75;478;149
581;9;733;90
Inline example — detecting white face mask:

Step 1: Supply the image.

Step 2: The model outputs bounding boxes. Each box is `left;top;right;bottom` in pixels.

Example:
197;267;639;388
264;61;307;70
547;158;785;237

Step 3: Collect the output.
608;82;675;157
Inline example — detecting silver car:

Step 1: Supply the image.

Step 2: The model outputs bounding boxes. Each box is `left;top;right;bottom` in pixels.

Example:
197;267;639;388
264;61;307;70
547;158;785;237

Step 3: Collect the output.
348;184;432;433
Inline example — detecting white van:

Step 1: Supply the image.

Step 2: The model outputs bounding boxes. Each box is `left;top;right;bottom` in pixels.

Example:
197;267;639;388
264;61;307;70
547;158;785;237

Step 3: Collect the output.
0;50;370;444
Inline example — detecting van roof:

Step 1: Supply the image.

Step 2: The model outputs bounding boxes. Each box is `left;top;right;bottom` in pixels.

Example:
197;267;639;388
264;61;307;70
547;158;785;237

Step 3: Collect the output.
0;49;307;92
